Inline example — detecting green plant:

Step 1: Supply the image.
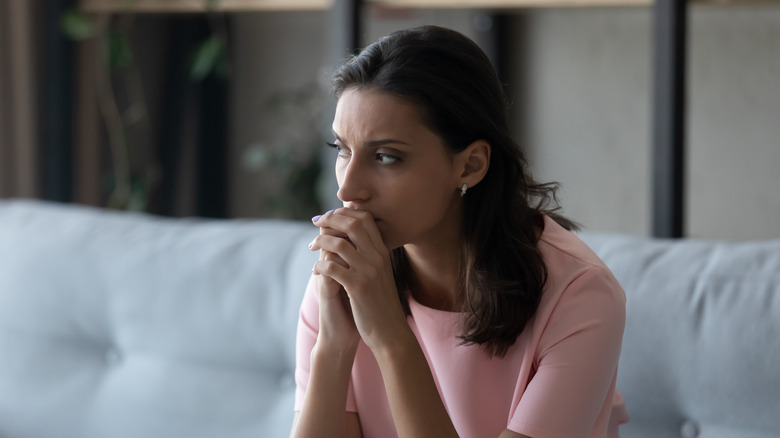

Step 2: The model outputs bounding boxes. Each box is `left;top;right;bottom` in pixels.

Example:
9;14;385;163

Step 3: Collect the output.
61;3;229;212
242;82;326;220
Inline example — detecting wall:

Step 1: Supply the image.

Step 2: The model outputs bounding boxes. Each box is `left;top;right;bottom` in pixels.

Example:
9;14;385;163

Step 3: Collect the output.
510;5;780;240
229;11;329;218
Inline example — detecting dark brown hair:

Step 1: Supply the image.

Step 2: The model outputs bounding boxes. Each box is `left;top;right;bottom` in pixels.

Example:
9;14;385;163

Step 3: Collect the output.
331;25;577;358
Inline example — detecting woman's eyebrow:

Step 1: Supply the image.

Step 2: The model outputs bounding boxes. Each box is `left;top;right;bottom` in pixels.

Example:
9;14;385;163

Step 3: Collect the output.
333;132;410;148
363;139;410;148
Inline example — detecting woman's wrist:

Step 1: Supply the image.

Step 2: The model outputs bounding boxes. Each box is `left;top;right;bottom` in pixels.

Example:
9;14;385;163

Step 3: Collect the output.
295;337;358;438
311;336;359;369
368;322;417;364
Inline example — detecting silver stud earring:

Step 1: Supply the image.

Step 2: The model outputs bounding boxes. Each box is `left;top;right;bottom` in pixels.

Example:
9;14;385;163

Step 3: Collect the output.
460;183;468;197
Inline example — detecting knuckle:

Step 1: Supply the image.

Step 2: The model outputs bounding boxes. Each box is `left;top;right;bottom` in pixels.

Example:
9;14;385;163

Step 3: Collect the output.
343;217;358;231
334;238;352;252
319;261;335;275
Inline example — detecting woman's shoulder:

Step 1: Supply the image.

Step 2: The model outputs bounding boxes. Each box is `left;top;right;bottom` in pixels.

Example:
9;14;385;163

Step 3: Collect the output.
536;215;625;306
537;215;612;274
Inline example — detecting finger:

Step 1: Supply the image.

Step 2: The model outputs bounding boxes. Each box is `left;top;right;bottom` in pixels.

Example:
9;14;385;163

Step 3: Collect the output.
315;250;347;296
312;210;349;237
310;234;354;252
313;208;386;253
311;235;359;266
313;248;385;297
324;249;348;268
312;258;353;288
319;223;349;240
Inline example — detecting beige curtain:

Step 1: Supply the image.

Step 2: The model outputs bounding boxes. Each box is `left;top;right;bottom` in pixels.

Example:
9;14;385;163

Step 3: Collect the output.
0;0;40;199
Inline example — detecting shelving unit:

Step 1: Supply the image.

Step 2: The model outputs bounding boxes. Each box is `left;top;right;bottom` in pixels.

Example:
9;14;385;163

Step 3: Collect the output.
367;0;777;7
70;0;777;233
366;0;650;7
360;1;776;239
78;0;779;12
79;0;332;12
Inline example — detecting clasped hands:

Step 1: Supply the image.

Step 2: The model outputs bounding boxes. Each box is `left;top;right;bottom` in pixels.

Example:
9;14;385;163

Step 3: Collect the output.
309;208;408;355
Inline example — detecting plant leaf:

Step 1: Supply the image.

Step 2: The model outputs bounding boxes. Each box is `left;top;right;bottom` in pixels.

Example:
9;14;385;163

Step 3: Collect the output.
190;35;225;81
106;30;133;70
61;8;95;41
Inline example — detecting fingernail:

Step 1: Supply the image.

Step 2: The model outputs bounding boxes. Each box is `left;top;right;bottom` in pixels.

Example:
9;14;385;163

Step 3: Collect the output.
312;209;335;222
308;239;315;249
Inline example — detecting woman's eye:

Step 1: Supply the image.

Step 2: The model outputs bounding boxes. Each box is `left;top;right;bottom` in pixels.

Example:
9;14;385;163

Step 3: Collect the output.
326;142;350;158
376;153;400;165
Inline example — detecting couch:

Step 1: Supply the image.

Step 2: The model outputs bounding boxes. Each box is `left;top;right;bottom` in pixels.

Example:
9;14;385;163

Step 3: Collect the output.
0;199;778;438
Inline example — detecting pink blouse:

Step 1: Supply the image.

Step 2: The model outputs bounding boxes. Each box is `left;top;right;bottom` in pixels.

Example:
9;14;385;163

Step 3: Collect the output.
295;216;629;438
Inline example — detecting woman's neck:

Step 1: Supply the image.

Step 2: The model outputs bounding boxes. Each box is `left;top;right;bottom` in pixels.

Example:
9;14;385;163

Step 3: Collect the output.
403;240;462;312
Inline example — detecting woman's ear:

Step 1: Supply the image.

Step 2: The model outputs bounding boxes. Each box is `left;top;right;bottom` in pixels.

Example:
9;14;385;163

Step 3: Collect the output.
458;139;491;189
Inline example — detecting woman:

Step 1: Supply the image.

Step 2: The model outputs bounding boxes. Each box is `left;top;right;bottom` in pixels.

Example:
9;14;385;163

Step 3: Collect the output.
290;25;628;438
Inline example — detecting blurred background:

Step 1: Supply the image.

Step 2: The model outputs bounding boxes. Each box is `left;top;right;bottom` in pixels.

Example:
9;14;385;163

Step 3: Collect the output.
1;0;778;240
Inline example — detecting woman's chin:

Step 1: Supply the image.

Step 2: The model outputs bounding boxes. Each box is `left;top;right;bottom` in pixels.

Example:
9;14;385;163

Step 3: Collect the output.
376;226;400;250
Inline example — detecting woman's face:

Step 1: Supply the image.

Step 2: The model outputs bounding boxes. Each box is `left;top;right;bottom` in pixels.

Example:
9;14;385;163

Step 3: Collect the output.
331;88;464;250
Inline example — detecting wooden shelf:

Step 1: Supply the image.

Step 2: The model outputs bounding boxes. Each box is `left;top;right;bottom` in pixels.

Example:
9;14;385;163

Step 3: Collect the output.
79;0;780;13
367;0;649;8
79;0;332;13
366;0;780;8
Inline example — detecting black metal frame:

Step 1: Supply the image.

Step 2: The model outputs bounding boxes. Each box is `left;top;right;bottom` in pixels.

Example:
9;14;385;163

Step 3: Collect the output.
652;0;687;238
43;0;75;203
331;0;363;57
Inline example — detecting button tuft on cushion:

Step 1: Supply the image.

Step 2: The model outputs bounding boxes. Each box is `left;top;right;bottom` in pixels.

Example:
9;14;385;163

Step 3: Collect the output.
680;419;699;438
105;348;122;366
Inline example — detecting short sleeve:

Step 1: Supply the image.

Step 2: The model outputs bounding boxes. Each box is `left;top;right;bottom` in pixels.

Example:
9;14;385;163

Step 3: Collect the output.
293;275;358;412
508;267;626;438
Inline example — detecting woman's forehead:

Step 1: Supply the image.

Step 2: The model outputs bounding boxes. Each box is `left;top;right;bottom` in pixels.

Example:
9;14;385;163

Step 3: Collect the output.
333;89;430;141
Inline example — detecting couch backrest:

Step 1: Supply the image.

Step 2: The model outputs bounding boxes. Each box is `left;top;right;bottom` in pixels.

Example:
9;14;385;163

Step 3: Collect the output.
0;200;318;438
3;200;779;438
582;233;780;438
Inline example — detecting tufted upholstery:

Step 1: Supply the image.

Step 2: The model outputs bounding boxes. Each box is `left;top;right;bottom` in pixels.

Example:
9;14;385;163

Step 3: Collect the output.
1;199;778;438
0;200;318;438
582;233;780;438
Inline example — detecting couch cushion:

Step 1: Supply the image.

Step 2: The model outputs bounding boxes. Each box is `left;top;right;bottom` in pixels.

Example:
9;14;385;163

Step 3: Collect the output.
582;233;780;438
0;200;318;438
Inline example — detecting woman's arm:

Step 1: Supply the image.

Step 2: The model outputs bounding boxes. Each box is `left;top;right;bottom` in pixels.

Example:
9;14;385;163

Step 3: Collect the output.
500;431;530;438
371;325;460;438
289;347;363;438
291;223;363;438
309;209;458;437
310;209;539;438
372;325;535;438
291;412;362;438
311;209;531;438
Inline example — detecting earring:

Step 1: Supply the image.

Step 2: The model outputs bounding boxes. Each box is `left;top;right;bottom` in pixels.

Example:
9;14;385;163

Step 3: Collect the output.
460;183;468;197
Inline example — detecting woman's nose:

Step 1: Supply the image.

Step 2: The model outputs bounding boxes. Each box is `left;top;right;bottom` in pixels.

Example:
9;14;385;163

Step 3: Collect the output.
337;160;370;203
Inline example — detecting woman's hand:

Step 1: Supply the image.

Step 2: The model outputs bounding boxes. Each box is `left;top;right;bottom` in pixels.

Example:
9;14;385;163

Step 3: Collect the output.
310;213;360;356
309;208;466;438
309;208;409;353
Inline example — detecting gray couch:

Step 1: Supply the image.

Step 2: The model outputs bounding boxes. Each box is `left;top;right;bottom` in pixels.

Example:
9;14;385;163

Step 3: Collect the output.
0;199;778;438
